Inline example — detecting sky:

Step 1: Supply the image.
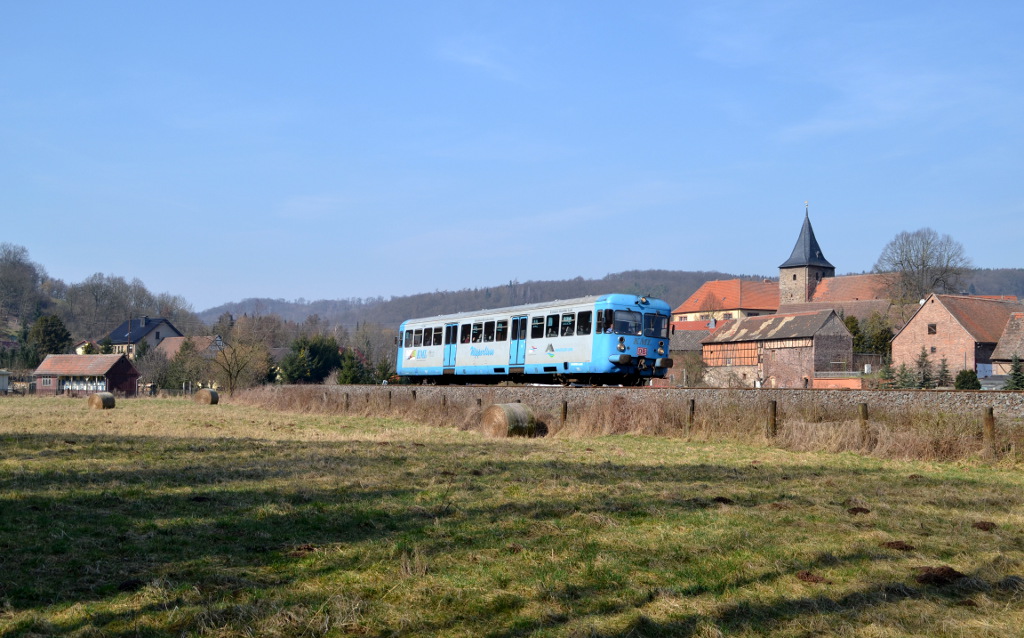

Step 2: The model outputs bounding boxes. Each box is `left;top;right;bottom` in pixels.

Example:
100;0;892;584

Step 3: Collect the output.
2;2;1022;311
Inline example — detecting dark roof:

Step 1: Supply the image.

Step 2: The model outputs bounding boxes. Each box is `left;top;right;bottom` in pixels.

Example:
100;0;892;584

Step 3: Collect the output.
779;212;835;270
703;309;842;344
993;313;1024;362
34;354;137;377
778;299;893;323
106;317;181;345
670;330;711;352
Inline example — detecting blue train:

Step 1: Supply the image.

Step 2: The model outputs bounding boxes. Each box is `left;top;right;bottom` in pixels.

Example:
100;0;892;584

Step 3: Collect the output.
396;294;674;385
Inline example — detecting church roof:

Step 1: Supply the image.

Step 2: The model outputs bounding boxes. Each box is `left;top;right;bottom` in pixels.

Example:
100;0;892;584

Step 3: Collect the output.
779;212;835;270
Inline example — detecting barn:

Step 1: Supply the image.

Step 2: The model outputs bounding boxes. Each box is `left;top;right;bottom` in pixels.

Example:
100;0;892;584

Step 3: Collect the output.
701;309;853;388
33;354;140;396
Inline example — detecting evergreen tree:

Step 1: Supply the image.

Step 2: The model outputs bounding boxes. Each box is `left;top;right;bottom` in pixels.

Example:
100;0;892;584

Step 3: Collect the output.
954;369;981;390
937;357;952;388
894;363;917;389
337;349;372;384
877;358;895;389
133;338;150;360
280;334;341;384
99;337;113;354
914;346;934;389
844;315;865;352
28;315;72;358
1003;355;1024;390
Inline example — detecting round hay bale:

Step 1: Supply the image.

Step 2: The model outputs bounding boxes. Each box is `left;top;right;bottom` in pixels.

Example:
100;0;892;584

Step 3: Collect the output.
195;388;219;405
88;392;115;410
480;403;537;438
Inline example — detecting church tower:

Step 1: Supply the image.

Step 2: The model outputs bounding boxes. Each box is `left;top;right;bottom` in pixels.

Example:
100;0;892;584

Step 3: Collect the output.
778;209;835;304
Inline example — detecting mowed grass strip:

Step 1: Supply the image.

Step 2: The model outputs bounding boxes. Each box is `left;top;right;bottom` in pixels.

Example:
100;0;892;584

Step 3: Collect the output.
2;397;1024;637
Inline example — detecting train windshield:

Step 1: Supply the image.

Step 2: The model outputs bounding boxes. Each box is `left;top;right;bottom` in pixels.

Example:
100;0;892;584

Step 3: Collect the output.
644;314;669;338
613;310;642;335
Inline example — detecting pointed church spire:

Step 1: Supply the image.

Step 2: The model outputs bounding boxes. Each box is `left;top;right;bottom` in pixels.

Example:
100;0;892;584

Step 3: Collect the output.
778;205;834;269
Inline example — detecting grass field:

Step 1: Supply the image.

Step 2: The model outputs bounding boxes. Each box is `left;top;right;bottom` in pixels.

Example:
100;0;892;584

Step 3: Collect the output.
2;396;1024;637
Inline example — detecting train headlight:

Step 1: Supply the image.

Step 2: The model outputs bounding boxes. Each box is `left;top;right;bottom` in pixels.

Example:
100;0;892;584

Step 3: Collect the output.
657;342;665;356
617;337;626;352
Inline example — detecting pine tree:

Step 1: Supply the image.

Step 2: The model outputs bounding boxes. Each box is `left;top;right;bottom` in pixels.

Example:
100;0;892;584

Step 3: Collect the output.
895;363;917;389
937;357;952;388
915;346;934;389
1003;355;1024;390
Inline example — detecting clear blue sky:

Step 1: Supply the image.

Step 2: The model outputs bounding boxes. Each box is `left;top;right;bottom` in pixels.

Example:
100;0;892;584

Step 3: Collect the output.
3;2;1022;311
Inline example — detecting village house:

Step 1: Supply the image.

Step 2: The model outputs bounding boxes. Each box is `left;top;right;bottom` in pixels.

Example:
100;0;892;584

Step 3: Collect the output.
33;354;140;396
106;316;183;359
992;313;1024;376
154;335;226;360
670;279;778;323
892;294;1024;378
701;309;853;388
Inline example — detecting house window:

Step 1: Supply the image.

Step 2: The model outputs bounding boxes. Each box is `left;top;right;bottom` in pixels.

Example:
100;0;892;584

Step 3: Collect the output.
41;377;52;386
927;324;937;335
792;275;797;281
156;331;161;340
930;347;937;354
722;313;733;320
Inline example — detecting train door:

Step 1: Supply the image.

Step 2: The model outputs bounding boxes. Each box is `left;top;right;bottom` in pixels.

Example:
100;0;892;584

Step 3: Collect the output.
509;315;528;366
443;323;458;368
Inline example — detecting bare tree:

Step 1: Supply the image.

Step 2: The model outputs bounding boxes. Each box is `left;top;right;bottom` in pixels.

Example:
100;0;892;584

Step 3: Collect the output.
873;228;972;303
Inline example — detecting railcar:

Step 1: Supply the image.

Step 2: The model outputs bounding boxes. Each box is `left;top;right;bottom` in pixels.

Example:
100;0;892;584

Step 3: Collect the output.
396;294;673;385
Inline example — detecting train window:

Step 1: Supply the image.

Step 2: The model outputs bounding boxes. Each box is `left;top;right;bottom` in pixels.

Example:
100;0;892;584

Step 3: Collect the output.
600;309;614;333
644;314;669;338
546;314;559;338
471;323;483;343
483;321;495;342
460;324;471;344
577;311;592;335
413;329;423;347
404;330;413;348
444;325;457;345
496;320;508;341
561;313;575;336
531;317;545;339
614;310;642;335
433;327;444;345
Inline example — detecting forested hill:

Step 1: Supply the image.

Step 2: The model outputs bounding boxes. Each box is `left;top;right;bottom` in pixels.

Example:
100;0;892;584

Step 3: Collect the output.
198;267;1024;331
197;270;753;329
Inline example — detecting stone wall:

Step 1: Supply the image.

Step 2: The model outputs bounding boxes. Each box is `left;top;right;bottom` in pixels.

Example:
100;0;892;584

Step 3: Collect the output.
333;385;1024;421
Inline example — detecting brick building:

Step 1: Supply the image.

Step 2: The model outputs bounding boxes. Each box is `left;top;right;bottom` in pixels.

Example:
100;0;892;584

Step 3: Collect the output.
891;294;1024;378
701;309;853;388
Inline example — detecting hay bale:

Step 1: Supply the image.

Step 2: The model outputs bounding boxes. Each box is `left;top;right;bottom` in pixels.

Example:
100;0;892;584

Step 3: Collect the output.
88;392;115;410
480;403;537;438
195;388;219;405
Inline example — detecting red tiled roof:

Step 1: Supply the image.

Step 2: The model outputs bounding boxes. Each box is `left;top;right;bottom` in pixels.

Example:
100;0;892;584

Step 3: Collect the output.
809;273;890;302
34;354;132;377
155;336;217;360
671;320;717;332
936;295;1024;344
672;279;779;314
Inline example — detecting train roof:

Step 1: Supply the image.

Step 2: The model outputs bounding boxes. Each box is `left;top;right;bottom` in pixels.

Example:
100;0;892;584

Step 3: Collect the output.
400;294;672;326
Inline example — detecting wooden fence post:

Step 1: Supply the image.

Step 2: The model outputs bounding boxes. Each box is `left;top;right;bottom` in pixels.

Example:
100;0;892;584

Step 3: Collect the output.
388;390;392;408
766;400;777;439
412;390;417;402
442;394;447;408
476;398;482;408
561;400;568;427
687;398;695;435
858;403;869;447
344;393;350;411
983;407;996;459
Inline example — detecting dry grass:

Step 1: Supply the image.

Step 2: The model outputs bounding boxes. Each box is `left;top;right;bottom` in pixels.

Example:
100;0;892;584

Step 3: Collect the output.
5;395;1024;637
232;386;1024;464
